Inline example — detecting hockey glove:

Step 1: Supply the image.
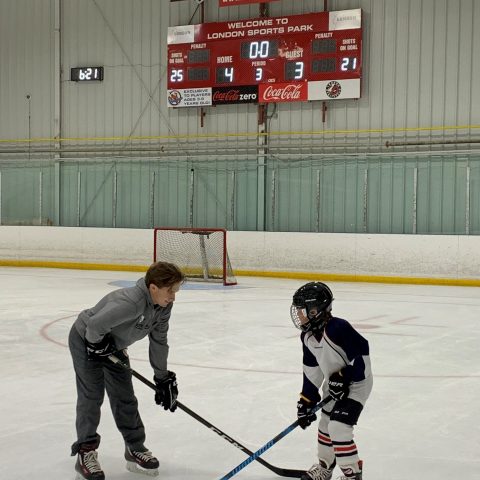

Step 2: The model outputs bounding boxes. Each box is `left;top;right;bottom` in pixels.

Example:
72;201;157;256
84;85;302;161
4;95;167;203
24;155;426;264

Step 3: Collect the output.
297;395;318;429
328;369;351;401
154;371;178;412
85;333;117;360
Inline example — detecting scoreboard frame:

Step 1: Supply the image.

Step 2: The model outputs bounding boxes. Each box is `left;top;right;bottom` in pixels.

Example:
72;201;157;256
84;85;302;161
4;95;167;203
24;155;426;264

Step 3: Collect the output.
167;9;362;108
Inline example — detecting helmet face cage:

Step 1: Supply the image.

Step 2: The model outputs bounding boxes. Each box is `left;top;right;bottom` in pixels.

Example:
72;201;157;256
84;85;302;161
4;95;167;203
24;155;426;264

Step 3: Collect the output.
290;282;333;332
290;304;312;331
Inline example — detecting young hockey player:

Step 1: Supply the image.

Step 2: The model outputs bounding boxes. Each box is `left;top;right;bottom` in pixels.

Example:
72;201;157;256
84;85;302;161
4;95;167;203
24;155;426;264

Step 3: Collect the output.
69;261;185;480
290;282;373;480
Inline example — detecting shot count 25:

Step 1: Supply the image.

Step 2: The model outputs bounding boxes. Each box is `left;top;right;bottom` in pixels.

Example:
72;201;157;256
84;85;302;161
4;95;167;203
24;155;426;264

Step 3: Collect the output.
167;9;362;107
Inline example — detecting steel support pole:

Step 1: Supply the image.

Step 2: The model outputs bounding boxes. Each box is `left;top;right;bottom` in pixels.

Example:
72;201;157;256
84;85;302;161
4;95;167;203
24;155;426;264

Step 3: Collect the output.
363;168;368;232
466;165;470;235
413;167;418;234
189;169;195;227
39;171;43;225
77;171;81;227
112;168;118;228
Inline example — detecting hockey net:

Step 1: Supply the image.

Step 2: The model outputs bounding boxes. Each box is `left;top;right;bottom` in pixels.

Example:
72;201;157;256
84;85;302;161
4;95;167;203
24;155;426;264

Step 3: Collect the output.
153;227;237;286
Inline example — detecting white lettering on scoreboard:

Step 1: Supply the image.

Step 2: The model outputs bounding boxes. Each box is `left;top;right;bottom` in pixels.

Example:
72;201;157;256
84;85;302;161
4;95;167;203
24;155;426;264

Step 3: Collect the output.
166;9;362;106
168;11;361;44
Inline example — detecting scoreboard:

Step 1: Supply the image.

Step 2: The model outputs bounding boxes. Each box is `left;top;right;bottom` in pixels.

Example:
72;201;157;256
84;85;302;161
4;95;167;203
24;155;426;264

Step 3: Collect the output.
167;9;362;107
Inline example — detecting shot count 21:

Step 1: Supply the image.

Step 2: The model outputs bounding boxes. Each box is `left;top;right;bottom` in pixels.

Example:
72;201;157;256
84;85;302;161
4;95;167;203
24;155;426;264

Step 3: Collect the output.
167;9;362;107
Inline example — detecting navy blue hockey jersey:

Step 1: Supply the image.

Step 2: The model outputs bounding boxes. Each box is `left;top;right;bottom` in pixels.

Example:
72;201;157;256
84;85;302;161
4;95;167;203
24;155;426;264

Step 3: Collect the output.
301;317;373;407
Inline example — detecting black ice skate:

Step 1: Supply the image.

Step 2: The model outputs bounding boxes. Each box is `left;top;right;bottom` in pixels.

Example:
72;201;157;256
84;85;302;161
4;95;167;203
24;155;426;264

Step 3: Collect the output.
75;444;105;480
125;446;159;476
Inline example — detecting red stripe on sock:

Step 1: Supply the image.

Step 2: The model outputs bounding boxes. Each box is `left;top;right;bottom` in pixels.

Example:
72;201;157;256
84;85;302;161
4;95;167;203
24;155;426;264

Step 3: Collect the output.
318;433;332;444
334;444;357;453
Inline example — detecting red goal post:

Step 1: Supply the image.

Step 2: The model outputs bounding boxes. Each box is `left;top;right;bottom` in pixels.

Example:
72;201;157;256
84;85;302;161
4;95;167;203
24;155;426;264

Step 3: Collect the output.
153;227;237;286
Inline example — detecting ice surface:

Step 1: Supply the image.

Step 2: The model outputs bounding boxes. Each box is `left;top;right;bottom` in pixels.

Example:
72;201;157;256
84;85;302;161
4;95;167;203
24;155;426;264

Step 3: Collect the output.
0;267;479;479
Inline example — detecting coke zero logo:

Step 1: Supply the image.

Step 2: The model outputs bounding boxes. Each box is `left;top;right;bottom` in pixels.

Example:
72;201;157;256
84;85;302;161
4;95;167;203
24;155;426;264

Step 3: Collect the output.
213;90;241;102
212;86;258;105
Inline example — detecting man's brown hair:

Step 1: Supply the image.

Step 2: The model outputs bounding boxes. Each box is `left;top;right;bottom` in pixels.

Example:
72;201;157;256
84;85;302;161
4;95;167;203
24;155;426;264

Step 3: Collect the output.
145;261;185;288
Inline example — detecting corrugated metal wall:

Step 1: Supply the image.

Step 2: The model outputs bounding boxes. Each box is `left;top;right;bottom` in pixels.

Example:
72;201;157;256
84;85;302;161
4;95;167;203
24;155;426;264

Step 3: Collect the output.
1;0;478;145
267;0;480;151
0;0;479;233
0;0;56;140
61;0;166;141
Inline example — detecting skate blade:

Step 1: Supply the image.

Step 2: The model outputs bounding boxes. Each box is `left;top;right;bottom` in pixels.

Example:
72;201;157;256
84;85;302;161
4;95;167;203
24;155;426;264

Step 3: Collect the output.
75;471;105;480
126;461;159;477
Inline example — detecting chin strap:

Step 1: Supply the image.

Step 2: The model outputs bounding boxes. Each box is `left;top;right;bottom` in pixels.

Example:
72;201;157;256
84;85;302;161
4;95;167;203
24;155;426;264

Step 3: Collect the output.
310;313;331;337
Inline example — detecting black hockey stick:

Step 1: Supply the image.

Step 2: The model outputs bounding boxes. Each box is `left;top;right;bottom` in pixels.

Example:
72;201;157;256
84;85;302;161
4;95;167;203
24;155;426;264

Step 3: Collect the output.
219;395;332;480
109;354;308;478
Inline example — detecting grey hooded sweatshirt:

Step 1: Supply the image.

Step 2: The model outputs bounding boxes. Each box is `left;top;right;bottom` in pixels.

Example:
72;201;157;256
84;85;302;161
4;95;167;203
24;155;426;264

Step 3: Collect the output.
73;278;172;379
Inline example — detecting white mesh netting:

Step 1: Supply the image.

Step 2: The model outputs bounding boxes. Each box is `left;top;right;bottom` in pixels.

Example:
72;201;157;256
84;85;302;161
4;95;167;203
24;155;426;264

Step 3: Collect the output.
154;228;237;286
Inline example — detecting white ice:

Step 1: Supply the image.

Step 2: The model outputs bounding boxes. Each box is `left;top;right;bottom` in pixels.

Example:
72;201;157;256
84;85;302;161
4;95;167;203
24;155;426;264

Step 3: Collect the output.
0;267;479;480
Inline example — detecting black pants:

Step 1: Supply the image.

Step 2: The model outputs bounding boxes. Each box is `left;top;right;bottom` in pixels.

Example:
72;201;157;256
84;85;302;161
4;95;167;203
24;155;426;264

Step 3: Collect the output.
69;326;146;453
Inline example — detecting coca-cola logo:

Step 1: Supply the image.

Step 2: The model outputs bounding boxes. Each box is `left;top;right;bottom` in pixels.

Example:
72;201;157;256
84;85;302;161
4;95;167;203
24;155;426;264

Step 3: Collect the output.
262;84;304;101
213;90;241;102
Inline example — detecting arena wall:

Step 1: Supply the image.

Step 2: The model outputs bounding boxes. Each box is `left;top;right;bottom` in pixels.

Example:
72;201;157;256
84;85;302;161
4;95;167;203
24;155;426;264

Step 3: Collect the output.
0;226;479;286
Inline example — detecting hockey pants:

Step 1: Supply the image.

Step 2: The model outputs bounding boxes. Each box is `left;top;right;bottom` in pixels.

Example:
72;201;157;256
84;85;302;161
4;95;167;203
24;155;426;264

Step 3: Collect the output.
69;326;146;453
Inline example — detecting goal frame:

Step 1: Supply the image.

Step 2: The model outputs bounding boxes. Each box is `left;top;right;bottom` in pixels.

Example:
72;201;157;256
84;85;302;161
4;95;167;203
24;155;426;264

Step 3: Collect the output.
153;227;237;286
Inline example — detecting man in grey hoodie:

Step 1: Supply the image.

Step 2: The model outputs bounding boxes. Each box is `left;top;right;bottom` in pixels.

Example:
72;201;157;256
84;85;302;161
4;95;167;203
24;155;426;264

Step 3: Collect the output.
69;261;185;480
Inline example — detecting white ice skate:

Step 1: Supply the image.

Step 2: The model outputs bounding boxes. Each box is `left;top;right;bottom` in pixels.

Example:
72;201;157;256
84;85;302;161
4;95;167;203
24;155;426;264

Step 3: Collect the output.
337;460;363;479
301;461;333;480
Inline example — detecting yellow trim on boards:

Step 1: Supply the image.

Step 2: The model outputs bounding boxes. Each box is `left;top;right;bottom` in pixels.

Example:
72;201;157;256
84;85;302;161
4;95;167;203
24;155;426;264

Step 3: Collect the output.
0;123;479;144
0;259;479;287
0;259;148;273
236;270;480;287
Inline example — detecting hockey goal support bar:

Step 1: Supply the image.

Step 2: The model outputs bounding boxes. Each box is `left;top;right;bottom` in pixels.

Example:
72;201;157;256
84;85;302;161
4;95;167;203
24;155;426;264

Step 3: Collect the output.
153;227;237;286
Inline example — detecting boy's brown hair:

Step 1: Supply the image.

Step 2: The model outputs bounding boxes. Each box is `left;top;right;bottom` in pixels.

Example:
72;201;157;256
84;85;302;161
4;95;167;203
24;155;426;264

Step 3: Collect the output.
145;261;185;288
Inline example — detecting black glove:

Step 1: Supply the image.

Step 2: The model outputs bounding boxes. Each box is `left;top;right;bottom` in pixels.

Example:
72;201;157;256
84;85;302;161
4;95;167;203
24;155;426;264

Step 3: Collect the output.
328;369;351;401
154;371;178;412
297;395;318;429
85;334;117;360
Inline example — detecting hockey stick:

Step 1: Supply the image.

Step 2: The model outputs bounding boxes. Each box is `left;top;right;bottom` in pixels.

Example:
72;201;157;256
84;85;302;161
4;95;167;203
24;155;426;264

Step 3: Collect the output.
218;395;332;480
109;354;308;478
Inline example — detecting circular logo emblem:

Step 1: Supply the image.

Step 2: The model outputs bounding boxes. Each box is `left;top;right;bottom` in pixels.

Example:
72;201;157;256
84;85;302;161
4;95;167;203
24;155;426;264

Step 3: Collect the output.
326;81;342;99
168;90;183;106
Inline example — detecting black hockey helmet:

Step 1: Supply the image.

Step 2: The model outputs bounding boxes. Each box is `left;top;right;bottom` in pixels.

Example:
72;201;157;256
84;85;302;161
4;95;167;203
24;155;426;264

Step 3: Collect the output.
290;282;333;332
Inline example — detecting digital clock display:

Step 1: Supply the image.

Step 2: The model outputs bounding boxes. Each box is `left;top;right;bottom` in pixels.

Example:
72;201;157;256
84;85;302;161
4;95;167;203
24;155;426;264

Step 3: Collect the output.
71;67;104;82
167;9;362;107
240;40;279;59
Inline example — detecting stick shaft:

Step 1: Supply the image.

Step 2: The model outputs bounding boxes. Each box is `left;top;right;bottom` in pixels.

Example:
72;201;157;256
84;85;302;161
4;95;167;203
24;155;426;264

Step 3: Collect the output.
109;355;307;478
218;396;331;480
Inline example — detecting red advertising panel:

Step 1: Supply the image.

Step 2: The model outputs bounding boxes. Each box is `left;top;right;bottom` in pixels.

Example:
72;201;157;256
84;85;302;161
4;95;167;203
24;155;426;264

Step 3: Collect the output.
220;0;279;6
167;9;362;107
259;83;308;103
